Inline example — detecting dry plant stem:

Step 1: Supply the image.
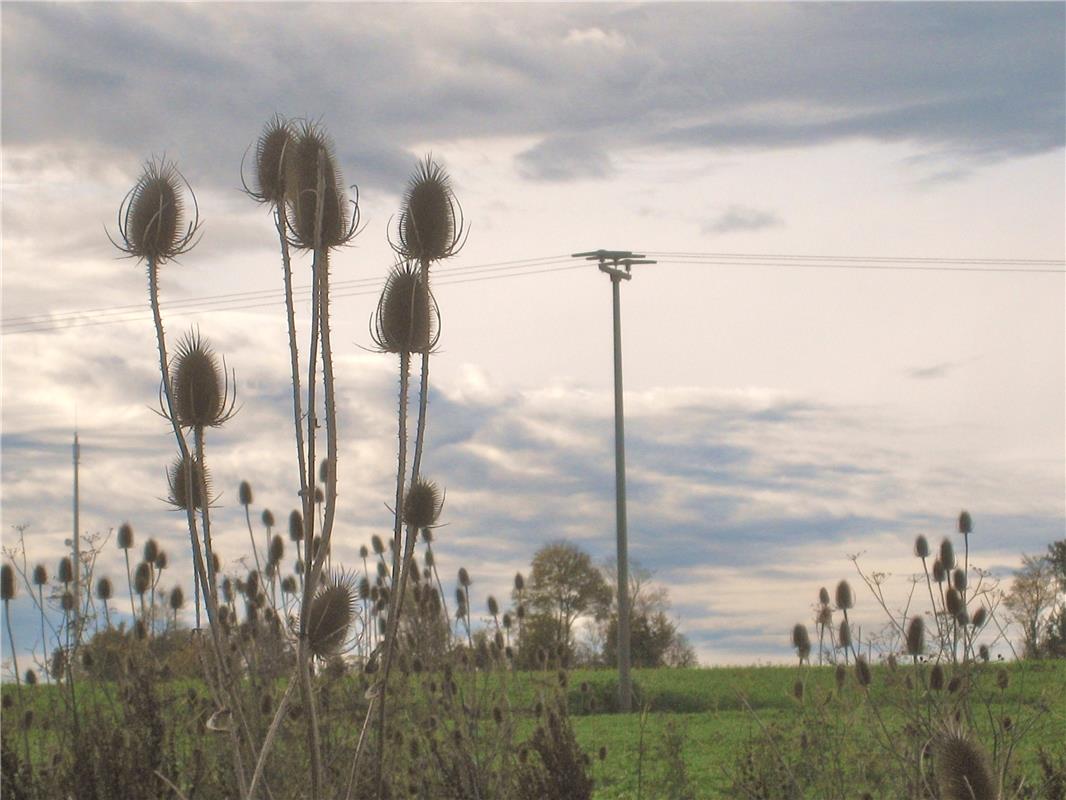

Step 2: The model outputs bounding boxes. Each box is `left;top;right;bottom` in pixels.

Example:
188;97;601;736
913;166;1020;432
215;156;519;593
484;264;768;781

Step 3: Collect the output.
376;349;411;799
4;600;32;773
343;694;379;800
247;670;299;800
154;770;192;800
244;505;264;579
36;584;50;674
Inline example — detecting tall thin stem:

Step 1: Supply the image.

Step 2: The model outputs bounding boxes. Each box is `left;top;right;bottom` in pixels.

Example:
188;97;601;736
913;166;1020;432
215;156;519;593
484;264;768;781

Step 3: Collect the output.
4;600;32;774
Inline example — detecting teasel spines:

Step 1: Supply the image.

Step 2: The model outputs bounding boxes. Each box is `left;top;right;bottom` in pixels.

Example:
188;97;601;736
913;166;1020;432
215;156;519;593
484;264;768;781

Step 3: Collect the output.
166;455;211;510
32;564;47;587
915;535;930;559
1;565;14;601
905;616;925;656
285;119;356;251
958;510;973;535
170;329;235;429
932;558;946;583
112;157;200;264
304;574;357;658
118;523;134;550
371;260;440;354
933;730;996;800
835;580;853;610
248;114;293;206
515;572;525;592
403;478;444;529
791;624;811;661
371;534;385;555
487;596;499;616
394;156;464;263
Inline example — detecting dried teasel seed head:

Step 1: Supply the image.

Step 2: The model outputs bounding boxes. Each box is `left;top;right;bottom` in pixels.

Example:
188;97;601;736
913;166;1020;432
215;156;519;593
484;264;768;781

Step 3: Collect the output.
906;616;925;656
58;557;74;585
167;455;210;511
791;624;811;661
0;565;14;601
933;731;996;800
281;575;298;595
403;478;444;529
514;572;525;592
952;569;967;592
269;535;285;566
118;523;134;550
835;580;853;611
252;114;292;205
487;596;499;617
305;575;356;658
371;260;439;354
458;567;470;587
96;577;113;602
134;563;151;596
116;158;198;264
978;644;990;662
61;591;75;612
371;534;385;555
155;551;168;571
289;510;303;542
245;571;260;599
946;588;963;617
32;564;48;586
25;669;37;686
143;538;159;565
855;656;872;687
958;510;973;535
169;586;185;611
261;509;275;528
396;156;461;263
971;606;987;628
940;538;956;571
932;559;946;584
319;458;331;485
915;535;930;559
285;120;352;251
930;664;945;691
314;487;324;504
818;586;830;606
171;329;233;429
817;605;833;626
239;481;253;506
502;612;512;630
838;620;852;649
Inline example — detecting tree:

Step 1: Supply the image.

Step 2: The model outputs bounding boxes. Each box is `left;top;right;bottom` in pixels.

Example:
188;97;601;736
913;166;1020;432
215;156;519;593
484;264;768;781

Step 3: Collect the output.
1043;539;1066;658
1004;553;1059;658
522;542;611;656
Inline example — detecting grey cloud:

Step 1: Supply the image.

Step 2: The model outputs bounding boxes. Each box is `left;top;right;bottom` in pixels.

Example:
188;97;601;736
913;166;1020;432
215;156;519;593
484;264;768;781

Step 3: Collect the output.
907;360;963;381
702;206;782;235
515;136;614;182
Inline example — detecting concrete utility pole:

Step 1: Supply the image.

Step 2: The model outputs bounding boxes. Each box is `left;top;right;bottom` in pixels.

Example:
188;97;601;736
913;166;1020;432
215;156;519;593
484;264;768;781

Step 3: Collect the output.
573;249;655;712
72;431;81;625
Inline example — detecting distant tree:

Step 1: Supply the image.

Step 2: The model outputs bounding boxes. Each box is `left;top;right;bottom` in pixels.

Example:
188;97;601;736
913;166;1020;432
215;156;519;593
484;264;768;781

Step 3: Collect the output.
1004;553;1059;658
1043;539;1066;658
522;541;611;656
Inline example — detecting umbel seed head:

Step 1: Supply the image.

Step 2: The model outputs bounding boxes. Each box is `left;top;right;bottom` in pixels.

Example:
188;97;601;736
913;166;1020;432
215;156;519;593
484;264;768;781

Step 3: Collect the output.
372;260;439;355
118;523;134;550
96;577;113;601
1;564;15;601
305;577;356;658
403;478;443;529
915;535;930;559
958;511;973;535
58;557;74;585
906;616;925;656
167;455;210;511
285;120;353;251
835;580;853;611
32;564;48;586
171;329;233;429
933;731;996;800
115;158;199;264
396;156;462;263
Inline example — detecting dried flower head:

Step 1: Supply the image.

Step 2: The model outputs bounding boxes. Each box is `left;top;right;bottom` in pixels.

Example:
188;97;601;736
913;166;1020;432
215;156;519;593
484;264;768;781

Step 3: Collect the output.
515;572;525;592
262;509;275;528
155;551;168;571
269;535;284;565
134;563;151;596
371;260;440;354
403;478;444;529
940;539;956;571
818;586;830;606
791;624;811;661
96;577;113;601
111;158;200;264
285;120;356;251
170;586;185;611
118;523;134;550
371;534;385;555
32;564;48;587
394;156;464;263
978;644;990;662
58;557;74;585
835;580;853;611
952;568;967;592
246;114;293;205
304;573;357;658
971;606;987;628
289;510;303;543
838;619;852;649
930;664;945;691
0;564;14;601
933;730;996;800
487;596;499;617
932;559;946;584
166;455;211;511
958;510;973;535
946;588;963;617
855;655;872;687
915;535;930;559
458;567;471;588
143;538;160;565
170;329;236;429
906;616;925;656
239;481;253;507
61;591;75;612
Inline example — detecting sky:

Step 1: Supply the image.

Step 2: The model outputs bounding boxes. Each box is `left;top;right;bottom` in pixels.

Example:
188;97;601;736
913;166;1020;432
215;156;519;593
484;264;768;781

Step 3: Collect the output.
1;2;1064;671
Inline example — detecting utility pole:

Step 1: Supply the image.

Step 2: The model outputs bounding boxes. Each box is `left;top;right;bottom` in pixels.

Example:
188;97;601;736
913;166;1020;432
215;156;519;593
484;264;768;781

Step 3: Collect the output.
72;431;81;626
573;249;655;712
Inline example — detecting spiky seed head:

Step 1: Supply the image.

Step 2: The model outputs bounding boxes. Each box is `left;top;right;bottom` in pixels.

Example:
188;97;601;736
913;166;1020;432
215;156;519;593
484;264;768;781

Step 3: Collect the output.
952;568;967;592
424;548;434;568
835;580;853;610
155;551;168;571
835;663;847;690
32;564;48;586
305;577;356;658
817;605;833;626
978;644;990;662
288;510;303;542
516;603;526;620
121;159;191;263
253;115;292;205
245;570;260;599
958;511;973;535
971;606;987;628
371;534;385;555
818;586;830;606
96;577;113;602
118;523;134;550
483;596;498;617
281;576;297;595
930;664;945;691
372;260;438;354
171;330;230;429
221;577;233;603
915;535;930;559
134;620;147;640
143;538;159;564
887;654;898;670
458;567;470;587
940;539;956;571
134;562;151;596
906;616;925;656
933;731;996;800
170;586;185;611
285;120;350;250
838;620;852;649
211;552;221;574
0;565;14;601
948;676;962;693
269;535;284;565
319;458;330;484
933;559;946;583
238;481;253;506
398;157;458;263
514;572;525;592
262;509;275;528
996;668;1009;690
855;656;872;687
314;487;324;504
167;455;210;511
25;669;37;686
791;624;811;661
946;588;963;617
61;591;75;612
403;478;443;529
58;557;73;584
502;612;512;630
376;561;388;580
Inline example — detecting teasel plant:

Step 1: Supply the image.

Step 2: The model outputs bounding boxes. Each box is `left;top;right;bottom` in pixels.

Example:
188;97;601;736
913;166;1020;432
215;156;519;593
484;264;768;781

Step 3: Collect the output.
2;563;32;772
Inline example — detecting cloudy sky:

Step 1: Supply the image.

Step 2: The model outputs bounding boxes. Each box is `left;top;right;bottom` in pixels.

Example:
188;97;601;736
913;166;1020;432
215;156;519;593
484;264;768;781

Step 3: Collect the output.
2;2;1064;670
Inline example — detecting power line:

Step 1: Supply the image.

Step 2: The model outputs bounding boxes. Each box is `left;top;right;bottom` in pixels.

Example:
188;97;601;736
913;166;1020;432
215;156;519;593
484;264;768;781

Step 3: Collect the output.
644;255;1064;275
